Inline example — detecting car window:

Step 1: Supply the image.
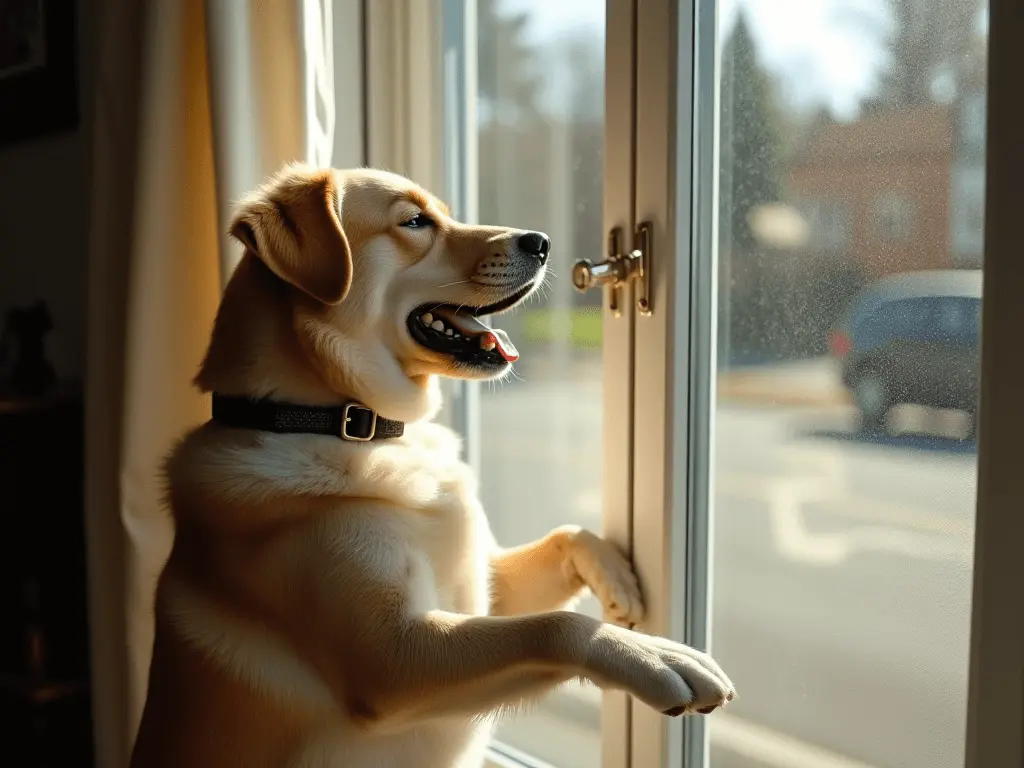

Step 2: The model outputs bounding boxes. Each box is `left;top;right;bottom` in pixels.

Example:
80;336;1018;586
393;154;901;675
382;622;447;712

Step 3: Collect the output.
928;297;981;344
856;297;931;346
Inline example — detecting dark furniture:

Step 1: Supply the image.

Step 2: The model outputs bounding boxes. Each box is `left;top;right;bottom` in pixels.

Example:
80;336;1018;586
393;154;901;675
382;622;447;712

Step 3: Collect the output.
0;384;93;767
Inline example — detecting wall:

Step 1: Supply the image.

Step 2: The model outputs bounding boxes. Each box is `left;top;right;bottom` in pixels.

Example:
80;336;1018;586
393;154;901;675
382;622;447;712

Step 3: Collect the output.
0;3;95;381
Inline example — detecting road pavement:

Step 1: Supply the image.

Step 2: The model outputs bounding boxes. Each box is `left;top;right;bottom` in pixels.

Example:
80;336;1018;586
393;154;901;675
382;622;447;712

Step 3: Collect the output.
477;370;976;768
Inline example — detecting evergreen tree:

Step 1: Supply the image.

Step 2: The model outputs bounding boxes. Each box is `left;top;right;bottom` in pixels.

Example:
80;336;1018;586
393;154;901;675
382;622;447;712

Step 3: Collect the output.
719;10;782;255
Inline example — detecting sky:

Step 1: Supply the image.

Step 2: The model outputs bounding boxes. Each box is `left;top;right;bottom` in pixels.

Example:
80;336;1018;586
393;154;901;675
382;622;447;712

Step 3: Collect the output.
500;0;893;120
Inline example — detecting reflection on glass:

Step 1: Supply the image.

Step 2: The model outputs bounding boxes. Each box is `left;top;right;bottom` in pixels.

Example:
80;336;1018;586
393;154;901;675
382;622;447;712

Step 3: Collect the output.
475;0;605;765
711;1;987;767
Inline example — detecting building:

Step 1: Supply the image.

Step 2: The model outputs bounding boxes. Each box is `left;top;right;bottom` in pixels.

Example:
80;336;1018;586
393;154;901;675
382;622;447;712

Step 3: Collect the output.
786;105;954;280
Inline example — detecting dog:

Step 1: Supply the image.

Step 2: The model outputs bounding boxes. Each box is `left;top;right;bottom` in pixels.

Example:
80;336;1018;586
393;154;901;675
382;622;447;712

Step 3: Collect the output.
129;164;735;767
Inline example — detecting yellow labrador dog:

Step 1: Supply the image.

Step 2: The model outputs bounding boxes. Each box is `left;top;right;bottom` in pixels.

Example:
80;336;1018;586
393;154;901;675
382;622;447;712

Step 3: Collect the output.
130;164;735;767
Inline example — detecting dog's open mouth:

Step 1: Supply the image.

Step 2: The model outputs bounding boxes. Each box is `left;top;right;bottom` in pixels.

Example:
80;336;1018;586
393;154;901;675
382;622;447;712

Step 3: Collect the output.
407;284;534;368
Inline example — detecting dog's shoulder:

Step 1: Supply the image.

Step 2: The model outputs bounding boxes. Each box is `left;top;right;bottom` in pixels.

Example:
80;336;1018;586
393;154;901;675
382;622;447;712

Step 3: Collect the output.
164;419;475;522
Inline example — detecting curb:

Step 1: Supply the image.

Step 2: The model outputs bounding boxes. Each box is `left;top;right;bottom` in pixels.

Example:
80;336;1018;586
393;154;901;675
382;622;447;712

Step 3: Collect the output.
716;372;851;409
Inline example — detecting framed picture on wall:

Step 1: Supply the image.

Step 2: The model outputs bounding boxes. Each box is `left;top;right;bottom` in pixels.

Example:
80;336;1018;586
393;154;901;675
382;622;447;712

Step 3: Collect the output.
0;0;78;146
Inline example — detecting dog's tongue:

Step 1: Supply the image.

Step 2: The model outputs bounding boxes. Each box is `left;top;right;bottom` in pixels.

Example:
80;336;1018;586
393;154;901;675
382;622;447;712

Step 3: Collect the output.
434;308;520;362
486;328;519;362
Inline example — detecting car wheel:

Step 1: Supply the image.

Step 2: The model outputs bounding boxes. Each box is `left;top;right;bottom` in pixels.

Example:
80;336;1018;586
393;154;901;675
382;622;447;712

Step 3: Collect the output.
853;371;891;432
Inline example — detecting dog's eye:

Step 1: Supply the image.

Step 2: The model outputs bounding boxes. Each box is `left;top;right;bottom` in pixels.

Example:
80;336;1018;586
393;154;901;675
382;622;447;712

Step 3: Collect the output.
401;213;434;229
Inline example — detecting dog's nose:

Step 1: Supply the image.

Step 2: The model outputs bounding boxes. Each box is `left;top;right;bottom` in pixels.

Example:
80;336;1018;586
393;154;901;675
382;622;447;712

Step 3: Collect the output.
517;231;551;264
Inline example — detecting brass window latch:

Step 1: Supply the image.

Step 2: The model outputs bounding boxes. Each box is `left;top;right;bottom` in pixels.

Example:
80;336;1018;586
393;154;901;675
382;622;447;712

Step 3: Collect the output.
572;222;652;317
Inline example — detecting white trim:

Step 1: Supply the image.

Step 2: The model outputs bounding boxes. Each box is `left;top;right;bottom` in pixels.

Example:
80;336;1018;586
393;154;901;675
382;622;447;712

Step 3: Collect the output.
964;0;1024;765
630;0;720;764
629;0;712;764
603;0;639;765
677;2;720;764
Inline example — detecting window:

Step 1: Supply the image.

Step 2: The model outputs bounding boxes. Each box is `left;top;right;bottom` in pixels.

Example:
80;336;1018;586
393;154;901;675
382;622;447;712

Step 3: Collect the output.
951;165;986;264
858;297;932;345
874;192;916;243
711;2;985;767
387;0;1022;765
444;1;620;764
958;91;987;156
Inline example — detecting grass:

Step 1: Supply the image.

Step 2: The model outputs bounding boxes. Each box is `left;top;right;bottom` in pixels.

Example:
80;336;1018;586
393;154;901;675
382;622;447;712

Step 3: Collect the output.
520;307;603;348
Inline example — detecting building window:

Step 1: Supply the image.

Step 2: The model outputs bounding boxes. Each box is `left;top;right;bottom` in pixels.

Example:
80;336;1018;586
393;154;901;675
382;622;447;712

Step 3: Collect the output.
874;192;916;243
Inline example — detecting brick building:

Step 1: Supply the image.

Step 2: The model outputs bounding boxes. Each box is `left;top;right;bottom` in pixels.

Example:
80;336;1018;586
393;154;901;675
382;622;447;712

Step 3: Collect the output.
786;105;954;280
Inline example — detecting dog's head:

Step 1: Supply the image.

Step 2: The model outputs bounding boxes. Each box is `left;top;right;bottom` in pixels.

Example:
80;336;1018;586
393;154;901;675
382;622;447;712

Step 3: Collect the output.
196;164;549;421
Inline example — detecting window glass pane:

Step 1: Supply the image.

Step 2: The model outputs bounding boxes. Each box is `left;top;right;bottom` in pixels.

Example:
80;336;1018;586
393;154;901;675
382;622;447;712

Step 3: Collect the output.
474;0;605;765
711;1;987;766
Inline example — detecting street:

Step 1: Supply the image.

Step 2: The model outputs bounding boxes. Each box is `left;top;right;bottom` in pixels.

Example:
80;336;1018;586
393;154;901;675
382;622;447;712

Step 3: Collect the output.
477;368;976;768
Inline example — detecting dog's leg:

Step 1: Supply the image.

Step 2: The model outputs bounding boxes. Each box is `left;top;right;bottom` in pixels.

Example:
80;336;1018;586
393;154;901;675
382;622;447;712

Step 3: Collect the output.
342;609;734;728
288;528;731;729
490;525;644;627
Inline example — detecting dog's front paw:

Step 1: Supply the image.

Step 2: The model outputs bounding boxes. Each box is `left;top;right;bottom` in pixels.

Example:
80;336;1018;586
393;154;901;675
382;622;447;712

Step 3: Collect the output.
562;527;644;628
584;625;735;716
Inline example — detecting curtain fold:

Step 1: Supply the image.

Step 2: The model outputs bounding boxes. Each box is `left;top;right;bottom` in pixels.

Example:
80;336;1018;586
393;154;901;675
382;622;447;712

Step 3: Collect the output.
84;1;333;764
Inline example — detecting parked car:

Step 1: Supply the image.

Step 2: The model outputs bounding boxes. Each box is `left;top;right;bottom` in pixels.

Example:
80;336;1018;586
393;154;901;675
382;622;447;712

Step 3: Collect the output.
829;270;982;432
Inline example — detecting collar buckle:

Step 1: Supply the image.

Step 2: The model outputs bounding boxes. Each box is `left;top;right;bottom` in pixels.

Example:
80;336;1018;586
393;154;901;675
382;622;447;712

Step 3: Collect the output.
341;403;377;442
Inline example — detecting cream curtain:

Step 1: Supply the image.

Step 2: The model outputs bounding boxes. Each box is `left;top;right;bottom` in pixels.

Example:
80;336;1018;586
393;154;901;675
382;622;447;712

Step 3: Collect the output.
84;1;334;765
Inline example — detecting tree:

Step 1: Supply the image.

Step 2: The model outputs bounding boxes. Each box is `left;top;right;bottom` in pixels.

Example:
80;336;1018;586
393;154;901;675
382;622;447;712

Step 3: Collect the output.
719;10;782;255
718;12;790;363
842;0;985;111
476;0;544;124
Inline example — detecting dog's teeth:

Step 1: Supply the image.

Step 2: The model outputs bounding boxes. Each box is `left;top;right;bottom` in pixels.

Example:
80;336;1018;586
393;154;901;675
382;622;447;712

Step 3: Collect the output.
431;320;445;332
446;329;454;336
421;312;434;325
480;336;496;352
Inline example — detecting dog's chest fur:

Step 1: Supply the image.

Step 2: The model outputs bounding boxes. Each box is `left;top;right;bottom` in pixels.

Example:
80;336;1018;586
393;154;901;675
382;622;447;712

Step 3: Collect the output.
164;420;497;766
177;418;494;616
347;420;494;617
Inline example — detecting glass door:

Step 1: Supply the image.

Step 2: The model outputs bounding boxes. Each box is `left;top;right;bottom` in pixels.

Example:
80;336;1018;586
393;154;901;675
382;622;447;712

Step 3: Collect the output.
441;1;635;766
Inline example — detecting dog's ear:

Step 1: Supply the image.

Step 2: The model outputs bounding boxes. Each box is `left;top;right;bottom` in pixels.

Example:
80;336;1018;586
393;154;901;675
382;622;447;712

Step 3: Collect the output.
230;167;352;305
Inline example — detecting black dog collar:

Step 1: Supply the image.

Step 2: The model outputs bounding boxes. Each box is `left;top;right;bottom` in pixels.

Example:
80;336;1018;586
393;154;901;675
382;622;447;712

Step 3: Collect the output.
211;394;404;442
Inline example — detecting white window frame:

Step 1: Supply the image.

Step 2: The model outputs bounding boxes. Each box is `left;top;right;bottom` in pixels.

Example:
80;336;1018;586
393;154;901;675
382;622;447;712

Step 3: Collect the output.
359;0;1024;766
628;0;718;765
